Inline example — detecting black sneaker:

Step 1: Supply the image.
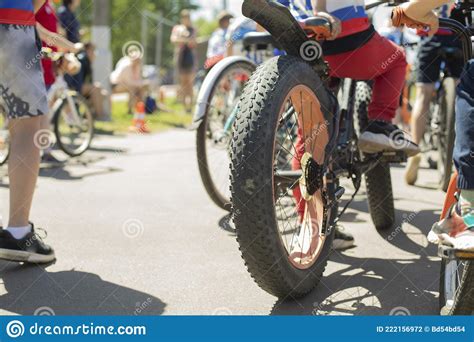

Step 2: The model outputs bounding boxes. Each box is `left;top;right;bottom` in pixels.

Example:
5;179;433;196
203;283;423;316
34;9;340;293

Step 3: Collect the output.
332;225;355;251
0;224;55;264
358;120;420;157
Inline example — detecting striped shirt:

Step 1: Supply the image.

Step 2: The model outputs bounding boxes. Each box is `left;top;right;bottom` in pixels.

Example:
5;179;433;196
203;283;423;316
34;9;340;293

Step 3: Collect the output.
276;0;369;38
0;0;35;25
276;0;313;20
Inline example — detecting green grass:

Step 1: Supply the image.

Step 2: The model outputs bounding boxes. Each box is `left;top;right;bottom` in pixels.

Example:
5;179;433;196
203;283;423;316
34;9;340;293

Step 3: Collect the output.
95;99;193;135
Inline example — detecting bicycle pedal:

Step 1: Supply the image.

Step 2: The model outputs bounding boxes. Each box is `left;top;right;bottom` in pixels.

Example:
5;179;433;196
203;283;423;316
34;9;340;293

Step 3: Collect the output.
438;244;474;261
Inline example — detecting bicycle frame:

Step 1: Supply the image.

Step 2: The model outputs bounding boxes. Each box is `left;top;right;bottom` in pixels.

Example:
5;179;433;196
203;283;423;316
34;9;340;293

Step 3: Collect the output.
48;77;83;127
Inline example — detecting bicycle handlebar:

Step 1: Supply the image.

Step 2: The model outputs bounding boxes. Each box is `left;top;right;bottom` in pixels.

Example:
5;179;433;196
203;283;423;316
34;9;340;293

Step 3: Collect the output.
41;47;64;61
391;8;473;64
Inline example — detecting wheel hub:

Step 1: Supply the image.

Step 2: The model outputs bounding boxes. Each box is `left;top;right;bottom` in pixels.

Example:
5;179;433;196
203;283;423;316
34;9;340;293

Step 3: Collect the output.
300;152;324;201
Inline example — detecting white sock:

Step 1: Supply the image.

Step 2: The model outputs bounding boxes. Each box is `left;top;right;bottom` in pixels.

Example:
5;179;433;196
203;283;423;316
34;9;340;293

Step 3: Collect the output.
6;225;32;239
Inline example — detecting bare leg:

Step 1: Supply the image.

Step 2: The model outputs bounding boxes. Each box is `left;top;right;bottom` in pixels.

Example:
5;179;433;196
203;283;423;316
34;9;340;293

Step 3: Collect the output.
82;83;107;119
411;83;435;145
182;72;194;113
405;83;434;185
8;116;41;227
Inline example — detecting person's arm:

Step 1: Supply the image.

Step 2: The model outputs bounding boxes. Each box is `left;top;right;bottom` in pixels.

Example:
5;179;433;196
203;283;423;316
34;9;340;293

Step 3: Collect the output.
310;0;342;40
36;23;83;53
33;0;46;13
398;0;451;35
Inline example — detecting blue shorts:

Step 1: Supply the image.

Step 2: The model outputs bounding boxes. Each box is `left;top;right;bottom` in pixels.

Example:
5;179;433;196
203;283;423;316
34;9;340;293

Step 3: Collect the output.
416;35;464;84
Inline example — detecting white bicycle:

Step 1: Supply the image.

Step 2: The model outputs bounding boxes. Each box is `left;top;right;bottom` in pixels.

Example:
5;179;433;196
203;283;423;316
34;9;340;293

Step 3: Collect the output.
0;49;94;166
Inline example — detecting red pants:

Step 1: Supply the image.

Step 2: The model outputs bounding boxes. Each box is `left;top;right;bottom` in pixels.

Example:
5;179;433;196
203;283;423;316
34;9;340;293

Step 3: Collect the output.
325;33;407;122
292;33;407;220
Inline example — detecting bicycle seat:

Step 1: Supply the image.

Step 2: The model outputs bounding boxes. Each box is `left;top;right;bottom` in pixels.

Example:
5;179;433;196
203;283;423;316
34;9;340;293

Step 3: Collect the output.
242;32;281;51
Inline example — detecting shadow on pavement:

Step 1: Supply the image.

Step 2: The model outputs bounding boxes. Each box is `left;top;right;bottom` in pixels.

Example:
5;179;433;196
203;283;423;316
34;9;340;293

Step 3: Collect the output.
0;263;166;315
88;146;128;154
271;196;441;316
271;252;439;316
39;155;122;182
347;197;439;255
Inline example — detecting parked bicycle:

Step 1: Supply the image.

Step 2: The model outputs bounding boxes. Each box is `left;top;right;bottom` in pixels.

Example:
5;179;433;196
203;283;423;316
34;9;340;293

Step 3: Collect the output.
193;27;279;210
230;0;409;298
0;48;94;166
393;1;474;316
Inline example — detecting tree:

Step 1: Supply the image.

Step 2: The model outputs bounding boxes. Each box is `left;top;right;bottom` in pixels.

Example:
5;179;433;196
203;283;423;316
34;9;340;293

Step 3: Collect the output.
76;0;198;66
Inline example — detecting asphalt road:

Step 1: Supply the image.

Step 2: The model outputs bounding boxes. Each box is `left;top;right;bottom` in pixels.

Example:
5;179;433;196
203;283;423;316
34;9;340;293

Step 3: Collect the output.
0;129;446;316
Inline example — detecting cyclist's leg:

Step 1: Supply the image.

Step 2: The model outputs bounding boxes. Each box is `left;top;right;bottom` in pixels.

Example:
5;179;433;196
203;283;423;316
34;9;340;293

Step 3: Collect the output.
405;36;444;184
8;117;42;226
0;25;47;228
454;60;474;198
405;83;434;184
325;34;406;118
411;84;435;144
0;24;56;263
431;60;474;250
325;33;417;154
366;36;407;122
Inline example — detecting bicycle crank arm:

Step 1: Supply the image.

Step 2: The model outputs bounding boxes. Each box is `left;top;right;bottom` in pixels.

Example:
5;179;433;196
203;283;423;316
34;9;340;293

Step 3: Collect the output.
438;244;474;261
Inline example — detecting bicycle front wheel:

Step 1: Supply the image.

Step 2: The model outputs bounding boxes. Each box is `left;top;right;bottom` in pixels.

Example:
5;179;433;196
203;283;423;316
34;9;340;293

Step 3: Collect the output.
230;56;335;298
54;93;94;157
196;59;256;211
440;259;474;315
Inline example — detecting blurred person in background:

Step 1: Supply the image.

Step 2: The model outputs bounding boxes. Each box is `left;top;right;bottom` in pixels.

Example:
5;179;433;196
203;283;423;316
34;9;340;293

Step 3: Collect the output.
205;11;234;69
171;10;197;114
36;0;82;163
110;50;149;115
67;43;110;121
225;16;258;57
404;2;465;185
58;0;81;43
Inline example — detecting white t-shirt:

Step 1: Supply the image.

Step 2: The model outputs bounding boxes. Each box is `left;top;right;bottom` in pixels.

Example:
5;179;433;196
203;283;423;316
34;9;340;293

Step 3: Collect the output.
207;28;228;58
225;17;257;56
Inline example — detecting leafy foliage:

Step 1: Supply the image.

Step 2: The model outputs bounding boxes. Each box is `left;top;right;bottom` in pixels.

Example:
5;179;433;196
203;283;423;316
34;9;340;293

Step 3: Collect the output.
75;0;201;66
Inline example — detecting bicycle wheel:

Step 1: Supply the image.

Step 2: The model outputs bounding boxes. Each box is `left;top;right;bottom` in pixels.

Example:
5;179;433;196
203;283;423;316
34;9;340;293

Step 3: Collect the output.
54;93;94;157
0;107;9;166
440;259;474;315
436;78;456;192
196;60;256;211
354;82;395;231
230;56;334;298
